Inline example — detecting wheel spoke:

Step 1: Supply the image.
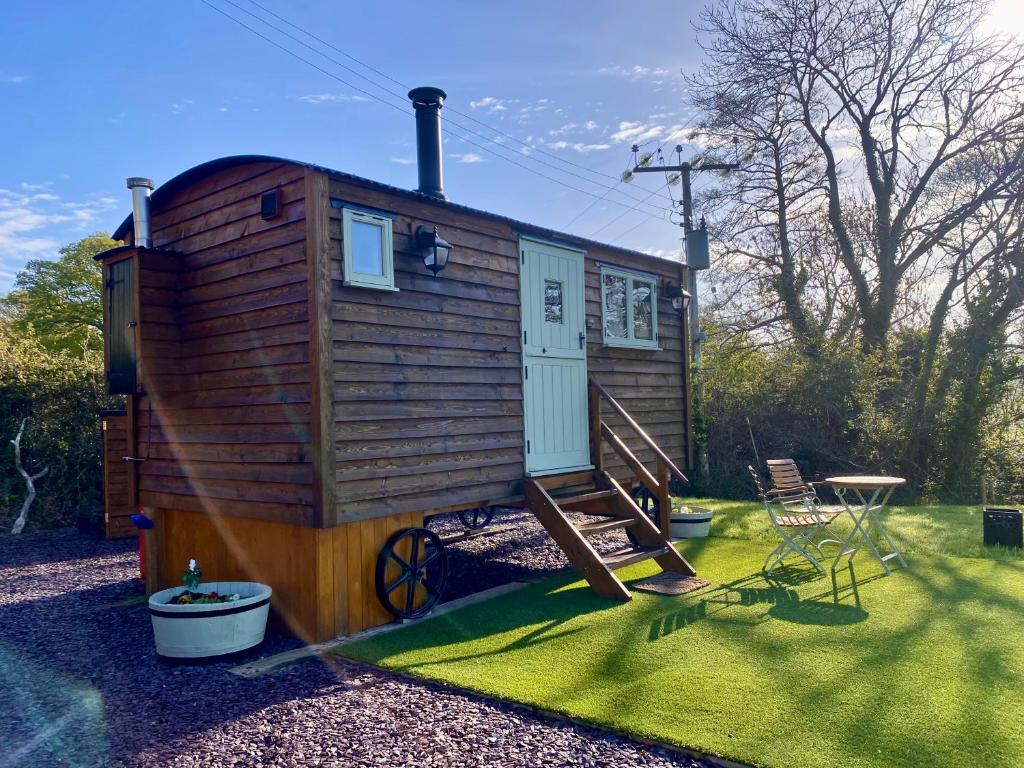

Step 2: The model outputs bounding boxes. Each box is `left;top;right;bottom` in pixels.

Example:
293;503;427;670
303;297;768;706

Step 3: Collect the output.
375;527;448;620
408;530;421;572
419;549;440;570
421;578;440;598
405;574;417;614
387;551;412;574
385;571;411;595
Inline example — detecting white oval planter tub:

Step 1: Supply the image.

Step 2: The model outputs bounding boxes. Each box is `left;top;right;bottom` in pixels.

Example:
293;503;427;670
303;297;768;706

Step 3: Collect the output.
148;581;272;659
670;507;714;539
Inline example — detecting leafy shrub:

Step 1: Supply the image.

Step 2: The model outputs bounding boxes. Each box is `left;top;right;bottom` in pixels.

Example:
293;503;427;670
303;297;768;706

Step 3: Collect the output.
0;326;119;532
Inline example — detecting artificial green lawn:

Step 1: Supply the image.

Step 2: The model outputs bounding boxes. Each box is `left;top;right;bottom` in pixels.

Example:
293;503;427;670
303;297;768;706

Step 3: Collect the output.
339;503;1024;768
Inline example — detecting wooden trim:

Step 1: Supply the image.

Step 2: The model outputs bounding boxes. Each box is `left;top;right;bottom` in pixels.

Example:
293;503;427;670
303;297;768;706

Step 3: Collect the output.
524;479;631;600
132;252;143;394
680;263;693;471
600;422;658;491
599;471;694;576
305;168;336;529
590;379;687;484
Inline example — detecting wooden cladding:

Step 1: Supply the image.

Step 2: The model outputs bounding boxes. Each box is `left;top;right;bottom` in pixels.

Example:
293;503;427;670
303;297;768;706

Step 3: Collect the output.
153;507;423;641
327;176;525;524
102;411;134;538
134;161;314;527
113;158;688;525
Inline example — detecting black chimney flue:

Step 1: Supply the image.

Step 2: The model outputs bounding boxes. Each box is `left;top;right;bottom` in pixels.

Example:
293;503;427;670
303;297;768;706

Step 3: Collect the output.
408;86;447;200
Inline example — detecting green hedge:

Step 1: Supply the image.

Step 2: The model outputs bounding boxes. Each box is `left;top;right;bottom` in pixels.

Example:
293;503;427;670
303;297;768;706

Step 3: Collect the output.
0;327;119;532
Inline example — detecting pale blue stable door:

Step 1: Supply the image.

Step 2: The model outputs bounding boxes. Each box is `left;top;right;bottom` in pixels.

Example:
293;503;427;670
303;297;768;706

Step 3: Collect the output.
519;238;591;475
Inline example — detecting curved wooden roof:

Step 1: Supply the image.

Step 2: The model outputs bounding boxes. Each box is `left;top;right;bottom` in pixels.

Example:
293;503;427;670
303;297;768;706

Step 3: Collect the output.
112;154;683;268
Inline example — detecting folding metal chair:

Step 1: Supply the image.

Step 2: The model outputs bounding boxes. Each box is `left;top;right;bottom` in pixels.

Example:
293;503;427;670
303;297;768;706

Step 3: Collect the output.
748;465;843;576
766;459;844;516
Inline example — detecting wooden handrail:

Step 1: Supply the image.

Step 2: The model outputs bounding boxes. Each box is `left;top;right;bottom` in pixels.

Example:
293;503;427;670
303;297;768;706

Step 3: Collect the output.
589;378;689;484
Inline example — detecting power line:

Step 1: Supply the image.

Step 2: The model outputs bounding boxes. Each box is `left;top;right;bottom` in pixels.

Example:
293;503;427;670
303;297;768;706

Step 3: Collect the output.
237;0;630;187
207;0;668;217
589;173;677;239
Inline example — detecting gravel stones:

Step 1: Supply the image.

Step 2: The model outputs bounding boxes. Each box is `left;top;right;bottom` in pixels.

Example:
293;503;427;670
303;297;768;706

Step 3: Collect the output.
0;528;717;768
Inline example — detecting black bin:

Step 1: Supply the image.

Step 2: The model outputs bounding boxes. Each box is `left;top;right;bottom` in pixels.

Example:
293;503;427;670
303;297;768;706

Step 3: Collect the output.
983;508;1023;548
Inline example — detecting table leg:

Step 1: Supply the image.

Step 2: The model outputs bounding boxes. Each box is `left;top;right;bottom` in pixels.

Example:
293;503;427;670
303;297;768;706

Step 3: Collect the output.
860;487;907;570
832;488;873;573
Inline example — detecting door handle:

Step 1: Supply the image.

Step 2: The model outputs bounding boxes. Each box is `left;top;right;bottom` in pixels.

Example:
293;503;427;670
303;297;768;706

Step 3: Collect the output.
579;331;586;350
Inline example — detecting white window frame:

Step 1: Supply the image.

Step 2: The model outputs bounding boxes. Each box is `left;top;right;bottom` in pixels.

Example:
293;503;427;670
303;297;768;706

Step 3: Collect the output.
600;265;660;349
341;207;397;291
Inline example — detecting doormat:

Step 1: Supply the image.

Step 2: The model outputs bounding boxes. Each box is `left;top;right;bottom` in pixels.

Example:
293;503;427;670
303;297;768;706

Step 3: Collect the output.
633;573;711;596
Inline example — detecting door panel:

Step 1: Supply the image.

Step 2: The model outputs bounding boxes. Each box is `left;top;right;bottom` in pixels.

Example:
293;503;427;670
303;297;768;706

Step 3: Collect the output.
106;258;137;395
520;239;590;475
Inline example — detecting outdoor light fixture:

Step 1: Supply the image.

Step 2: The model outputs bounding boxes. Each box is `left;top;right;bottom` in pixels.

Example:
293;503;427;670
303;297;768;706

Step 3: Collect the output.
415;225;453;276
664;280;691;312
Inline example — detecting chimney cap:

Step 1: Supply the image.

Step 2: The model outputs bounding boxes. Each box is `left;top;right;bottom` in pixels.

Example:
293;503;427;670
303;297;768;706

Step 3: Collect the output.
126;177;154;190
408;87;447;107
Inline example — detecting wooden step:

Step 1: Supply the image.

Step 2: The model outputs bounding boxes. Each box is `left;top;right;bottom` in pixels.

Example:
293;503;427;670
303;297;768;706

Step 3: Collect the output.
555;489;617;506
534;470;595;491
602;544;673;571
575;518;635;536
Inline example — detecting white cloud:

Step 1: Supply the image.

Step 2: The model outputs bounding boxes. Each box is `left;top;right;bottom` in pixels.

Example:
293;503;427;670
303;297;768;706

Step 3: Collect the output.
0;72;28;84
0;186;119;288
547;141;610;153
598;64;671;80
390;157;414;165
610;121;665;143
451;153;484;164
548;120;600;137
169;99;194;114
469;96;509;113
217;107;229;113
298;93;370;104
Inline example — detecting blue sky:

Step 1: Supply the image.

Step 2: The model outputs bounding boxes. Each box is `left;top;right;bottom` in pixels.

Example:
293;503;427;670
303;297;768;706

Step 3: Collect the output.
4;2;1018;292
0;0;712;290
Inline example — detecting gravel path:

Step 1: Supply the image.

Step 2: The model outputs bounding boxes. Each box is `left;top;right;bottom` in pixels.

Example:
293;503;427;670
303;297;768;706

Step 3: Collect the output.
0;523;717;768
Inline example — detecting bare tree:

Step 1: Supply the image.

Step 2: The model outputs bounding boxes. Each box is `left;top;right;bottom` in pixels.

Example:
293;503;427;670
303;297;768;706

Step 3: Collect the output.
9;418;49;535
693;0;1024;350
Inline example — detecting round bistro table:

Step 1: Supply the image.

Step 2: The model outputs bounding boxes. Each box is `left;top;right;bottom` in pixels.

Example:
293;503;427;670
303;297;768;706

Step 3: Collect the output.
826;475;908;576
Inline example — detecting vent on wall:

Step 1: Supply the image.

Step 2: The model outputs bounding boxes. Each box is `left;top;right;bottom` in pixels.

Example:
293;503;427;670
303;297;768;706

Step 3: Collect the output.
260;189;281;220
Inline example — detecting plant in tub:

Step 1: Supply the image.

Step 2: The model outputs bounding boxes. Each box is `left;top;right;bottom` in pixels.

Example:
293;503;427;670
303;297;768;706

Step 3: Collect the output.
169;559;242;605
149;558;272;659
670;506;714;539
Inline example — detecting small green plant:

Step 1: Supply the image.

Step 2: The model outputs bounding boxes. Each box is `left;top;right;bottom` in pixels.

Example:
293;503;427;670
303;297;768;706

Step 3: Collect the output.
181;558;202;591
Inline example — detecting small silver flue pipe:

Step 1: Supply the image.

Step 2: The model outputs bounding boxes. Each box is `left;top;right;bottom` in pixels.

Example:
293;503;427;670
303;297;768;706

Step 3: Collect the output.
127;177;154;248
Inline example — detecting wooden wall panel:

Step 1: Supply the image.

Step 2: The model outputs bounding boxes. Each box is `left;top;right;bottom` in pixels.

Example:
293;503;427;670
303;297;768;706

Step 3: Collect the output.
135;161;315;527
102;411;134;538
152;507;424;641
157;508;320;641
327;177;526;525
582;246;691;481
326;174;690;522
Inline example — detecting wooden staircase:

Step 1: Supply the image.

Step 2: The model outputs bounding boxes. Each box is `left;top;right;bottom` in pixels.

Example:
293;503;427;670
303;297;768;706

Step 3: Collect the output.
524;379;696;601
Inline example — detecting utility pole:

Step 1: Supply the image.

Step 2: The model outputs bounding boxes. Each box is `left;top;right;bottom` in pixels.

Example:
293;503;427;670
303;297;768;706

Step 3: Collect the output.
631;145;739;491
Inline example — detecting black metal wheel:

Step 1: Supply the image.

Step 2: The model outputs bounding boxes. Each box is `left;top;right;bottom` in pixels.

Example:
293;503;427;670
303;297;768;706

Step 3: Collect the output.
375;527;448;620
626;485;661;545
630;485;660;525
457;506;495;530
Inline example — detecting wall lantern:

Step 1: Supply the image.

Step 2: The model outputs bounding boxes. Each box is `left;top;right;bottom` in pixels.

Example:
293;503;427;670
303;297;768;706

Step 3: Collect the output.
663;280;691;312
415;225;453;276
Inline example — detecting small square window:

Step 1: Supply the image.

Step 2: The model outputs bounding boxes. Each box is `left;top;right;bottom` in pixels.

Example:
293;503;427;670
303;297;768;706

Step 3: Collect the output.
342;208;396;290
544;279;563;324
600;266;659;349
